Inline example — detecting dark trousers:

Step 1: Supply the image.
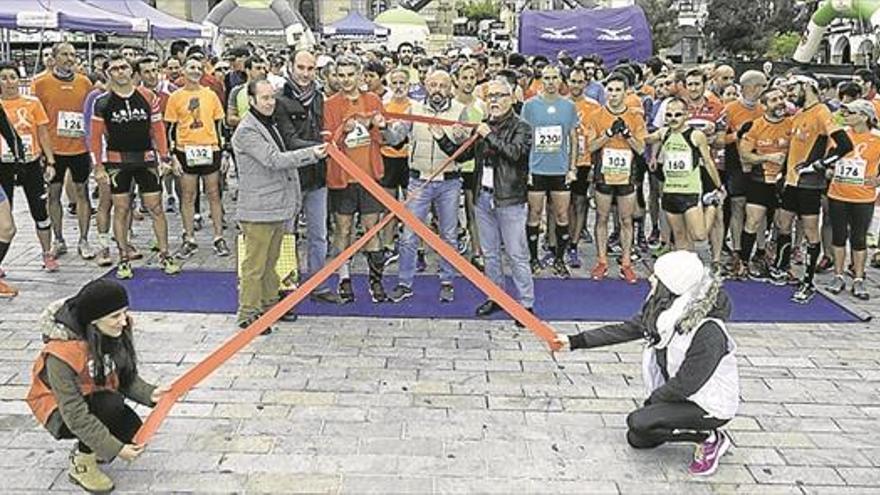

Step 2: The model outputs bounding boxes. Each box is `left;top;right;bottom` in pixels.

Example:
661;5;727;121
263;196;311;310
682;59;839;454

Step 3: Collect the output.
626;401;729;449
58;391;142;455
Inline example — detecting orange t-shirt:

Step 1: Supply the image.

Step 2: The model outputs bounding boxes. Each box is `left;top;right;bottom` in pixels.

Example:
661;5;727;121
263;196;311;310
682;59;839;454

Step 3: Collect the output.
324;91;385;189
724;100;764;145
164;86;224;150
625;92;644;115
828;129;880;203
587;106;647;185
0;95;49;162
740;116;792;184
381;97;412;159
30;72;92;156
573;96;601;167
786;103;839;187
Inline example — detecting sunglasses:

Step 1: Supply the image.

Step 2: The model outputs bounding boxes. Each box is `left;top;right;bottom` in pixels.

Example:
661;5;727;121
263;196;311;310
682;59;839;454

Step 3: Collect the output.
665;112;685;119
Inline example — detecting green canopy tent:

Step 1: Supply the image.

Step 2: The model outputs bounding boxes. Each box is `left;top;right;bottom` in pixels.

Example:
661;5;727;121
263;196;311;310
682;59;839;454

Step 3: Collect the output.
374;7;429;51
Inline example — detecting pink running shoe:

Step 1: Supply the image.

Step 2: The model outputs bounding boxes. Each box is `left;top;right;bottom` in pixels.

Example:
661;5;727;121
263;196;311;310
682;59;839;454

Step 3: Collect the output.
688;430;731;476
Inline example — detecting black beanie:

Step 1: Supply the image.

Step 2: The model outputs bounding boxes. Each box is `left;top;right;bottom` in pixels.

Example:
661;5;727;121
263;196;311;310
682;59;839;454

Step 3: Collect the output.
73;279;130;326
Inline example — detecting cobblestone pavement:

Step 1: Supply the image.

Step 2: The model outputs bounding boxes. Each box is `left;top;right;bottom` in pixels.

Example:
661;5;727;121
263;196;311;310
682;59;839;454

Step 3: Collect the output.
1;183;879;494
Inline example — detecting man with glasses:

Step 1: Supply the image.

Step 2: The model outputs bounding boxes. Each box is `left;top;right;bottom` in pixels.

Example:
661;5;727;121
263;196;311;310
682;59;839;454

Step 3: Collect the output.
32;42;97;261
772;73;852;303
722;70;767;277
90;54;180;279
521;65;579;278
435;79;535;321
587;73;647;284
566;65;601;268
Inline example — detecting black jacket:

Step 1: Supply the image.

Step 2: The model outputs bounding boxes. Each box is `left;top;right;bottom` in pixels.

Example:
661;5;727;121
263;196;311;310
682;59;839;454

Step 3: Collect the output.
274;80;326;191
436;110;532;207
569;290;733;405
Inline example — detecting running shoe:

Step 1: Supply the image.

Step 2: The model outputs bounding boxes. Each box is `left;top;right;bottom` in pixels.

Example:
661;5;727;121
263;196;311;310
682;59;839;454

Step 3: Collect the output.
159;254;182;275
791;281;816;304
530;258;542;275
566;246;582;269
688;430;731;477
42;253;59;272
126;244;143;261
388;284;413;303
177;240;199;260
52;239;68;257
77;240;96;260
748;259;771;282
647;229;660;248
470;255;485;272
620;264;638;284
729;256;747;280
95;248;113;267
552;258;571;279
338;278;355;304
824;275;846;295
590;261;608;281
369;279;388;303
815;255;833;274
852;278;869;301
769;266;797;286
439;282;454;303
213;238;231;257
583;227;594;244
115;261;133;280
382;246;399;267
0;279;18;298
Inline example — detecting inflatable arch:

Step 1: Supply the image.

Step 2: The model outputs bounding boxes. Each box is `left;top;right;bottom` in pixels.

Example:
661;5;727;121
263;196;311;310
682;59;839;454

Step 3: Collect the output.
793;0;880;62
203;0;313;50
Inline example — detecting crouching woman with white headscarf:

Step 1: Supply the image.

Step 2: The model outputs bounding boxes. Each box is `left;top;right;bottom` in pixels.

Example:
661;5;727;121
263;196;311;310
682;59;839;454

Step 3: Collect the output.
555;250;739;477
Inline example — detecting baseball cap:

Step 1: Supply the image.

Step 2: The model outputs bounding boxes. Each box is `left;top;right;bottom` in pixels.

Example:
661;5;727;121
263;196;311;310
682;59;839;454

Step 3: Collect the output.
843;99;877;122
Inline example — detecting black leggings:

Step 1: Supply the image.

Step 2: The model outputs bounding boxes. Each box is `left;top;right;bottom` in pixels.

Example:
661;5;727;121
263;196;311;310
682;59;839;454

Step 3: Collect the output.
57;391;142;455
0;160;50;230
626;401;729;449
828;199;874;251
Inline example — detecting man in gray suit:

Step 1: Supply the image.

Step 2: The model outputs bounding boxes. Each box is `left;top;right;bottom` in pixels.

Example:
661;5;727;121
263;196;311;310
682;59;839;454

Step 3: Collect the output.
232;79;327;333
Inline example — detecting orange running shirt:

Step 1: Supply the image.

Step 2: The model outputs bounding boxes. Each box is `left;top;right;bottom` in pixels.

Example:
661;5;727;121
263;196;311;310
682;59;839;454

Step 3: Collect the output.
30;72;92;156
740;116;792;184
786;103;839;187
0;95;50;162
828;128;880;203
587;106;647;186
381;97;412;159
573;96;601;166
164;86;224;150
324;91;386;188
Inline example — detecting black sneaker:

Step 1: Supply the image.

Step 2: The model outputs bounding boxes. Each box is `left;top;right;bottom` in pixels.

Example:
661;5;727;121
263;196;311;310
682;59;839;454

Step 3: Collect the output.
514;307;535;328
238;317;272;335
369;279;388;303
748;259;771;282
213;238;231;257
552;259;570;279
475;300;502;317
177;240;198;260
382;247;399;267
791;281;816;304
530;259;542;274
310;290;342;304
388;284;413;303
338;278;355;304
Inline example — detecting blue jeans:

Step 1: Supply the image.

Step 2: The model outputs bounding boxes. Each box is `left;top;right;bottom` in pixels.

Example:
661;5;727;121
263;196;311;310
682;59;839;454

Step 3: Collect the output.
397;178;461;287
300;187;329;292
475;191;534;308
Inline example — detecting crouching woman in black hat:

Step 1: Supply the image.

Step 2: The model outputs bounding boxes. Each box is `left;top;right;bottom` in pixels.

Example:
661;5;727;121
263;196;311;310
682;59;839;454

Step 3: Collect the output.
26;279;168;493
554;250;739;477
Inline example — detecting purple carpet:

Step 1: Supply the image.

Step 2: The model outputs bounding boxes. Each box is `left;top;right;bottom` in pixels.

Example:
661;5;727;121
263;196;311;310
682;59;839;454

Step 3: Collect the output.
105;269;863;323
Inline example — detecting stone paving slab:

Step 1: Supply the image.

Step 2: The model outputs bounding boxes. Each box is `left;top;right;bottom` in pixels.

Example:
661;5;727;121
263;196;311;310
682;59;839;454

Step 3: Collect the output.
1;183;880;493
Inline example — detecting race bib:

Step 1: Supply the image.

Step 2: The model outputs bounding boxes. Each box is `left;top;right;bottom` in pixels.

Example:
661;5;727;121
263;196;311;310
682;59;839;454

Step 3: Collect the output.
663;150;693;175
0;135;33;162
601;148;633;185
535;125;563;154
185;145;214;166
344;122;371;149
577;134;586;158
57;111;85;138
833;157;867;185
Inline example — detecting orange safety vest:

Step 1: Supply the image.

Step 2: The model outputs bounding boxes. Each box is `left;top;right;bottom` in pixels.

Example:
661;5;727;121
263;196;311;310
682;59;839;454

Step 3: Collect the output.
26;340;120;427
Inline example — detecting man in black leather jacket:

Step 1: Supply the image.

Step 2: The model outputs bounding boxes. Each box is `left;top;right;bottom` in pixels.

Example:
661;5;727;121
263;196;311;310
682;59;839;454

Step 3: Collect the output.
273;50;338;303
434;79;535;319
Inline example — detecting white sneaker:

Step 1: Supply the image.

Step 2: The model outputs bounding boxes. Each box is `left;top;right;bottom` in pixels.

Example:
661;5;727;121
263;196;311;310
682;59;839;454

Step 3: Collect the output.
77;240;96;260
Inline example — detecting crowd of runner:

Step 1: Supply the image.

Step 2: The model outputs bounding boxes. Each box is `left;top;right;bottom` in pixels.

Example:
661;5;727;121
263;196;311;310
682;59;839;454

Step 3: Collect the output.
0;39;878;306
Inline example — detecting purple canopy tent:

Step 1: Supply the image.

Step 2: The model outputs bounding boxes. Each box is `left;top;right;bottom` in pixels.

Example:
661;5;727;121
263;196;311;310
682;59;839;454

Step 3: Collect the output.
85;0;211;39
0;0;148;34
323;11;389;39
518;7;652;67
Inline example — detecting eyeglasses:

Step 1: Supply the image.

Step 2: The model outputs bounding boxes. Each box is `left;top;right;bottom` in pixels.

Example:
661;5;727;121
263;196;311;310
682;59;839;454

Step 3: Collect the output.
665;112;685;119
569;79;586;84
107;65;130;73
486;92;511;101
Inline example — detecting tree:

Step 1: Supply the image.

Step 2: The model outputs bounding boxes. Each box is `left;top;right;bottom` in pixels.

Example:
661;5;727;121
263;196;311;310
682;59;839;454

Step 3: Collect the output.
636;0;679;52
456;0;500;22
704;0;810;58
765;32;801;60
